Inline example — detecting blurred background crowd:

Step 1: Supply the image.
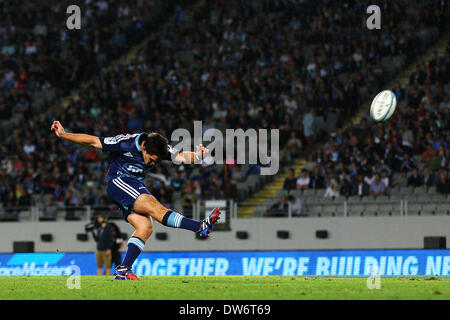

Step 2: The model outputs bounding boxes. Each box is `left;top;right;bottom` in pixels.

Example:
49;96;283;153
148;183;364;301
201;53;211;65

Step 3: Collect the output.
0;0;448;220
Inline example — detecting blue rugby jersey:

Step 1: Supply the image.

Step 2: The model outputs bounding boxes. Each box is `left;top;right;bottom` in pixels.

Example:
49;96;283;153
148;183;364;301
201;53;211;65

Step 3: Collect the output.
99;132;179;183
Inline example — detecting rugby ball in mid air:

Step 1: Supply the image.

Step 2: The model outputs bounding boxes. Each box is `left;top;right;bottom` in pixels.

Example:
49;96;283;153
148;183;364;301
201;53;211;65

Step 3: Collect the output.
370;90;397;122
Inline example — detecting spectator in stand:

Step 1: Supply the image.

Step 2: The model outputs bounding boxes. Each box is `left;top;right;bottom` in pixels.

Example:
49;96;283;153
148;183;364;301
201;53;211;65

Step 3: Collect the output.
223;178;237;200
281;131;302;160
84;148;99;162
64;190;81;207
181;183;198;217
370;173;386;197
193;180;202;199
296;169;310;190
324;177;340;198
380;170;390;188
283;168;297;191
170;170;186;192
393;171;408;188
52;184;65;203
15;184;31;206
352;174;370;197
364;172;375;187
426;148;443;171
436;171;449;195
41;198;58;221
340;179;352;198
303;108;315;155
309;166;326;189
407;168;423;188
265;195;288;217
422;167;436;188
422;144;435;163
399;153;416;173
208;170;223;199
288;195;306;217
230;165;247;184
149;167;171;188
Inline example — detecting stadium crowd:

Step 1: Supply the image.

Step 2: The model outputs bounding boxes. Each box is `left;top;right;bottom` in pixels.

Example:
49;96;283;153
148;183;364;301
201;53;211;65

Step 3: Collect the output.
0;0;448;220
282;46;450;203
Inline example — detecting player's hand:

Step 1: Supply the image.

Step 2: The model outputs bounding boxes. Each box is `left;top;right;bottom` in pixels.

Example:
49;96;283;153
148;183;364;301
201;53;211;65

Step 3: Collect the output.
51;121;65;138
195;144;209;159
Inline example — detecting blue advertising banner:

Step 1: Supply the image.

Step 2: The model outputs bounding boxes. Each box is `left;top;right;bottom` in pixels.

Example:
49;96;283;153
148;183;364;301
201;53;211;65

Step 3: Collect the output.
0;249;449;276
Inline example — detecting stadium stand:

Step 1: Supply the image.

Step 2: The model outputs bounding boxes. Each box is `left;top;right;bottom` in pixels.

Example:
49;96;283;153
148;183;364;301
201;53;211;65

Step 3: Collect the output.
0;0;448;221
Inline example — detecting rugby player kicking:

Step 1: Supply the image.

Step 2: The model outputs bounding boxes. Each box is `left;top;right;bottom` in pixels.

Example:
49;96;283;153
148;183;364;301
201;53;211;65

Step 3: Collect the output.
51;121;221;280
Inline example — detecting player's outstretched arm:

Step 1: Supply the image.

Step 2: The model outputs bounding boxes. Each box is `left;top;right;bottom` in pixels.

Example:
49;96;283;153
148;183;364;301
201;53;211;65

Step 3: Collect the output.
175;144;211;164
50;121;102;149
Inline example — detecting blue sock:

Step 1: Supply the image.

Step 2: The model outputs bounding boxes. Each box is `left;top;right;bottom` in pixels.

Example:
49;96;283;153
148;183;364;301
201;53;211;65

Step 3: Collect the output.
162;210;201;232
122;236;145;268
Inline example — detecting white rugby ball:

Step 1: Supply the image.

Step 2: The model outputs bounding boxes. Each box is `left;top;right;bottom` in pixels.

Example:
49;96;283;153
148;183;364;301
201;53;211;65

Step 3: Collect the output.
370;90;397;122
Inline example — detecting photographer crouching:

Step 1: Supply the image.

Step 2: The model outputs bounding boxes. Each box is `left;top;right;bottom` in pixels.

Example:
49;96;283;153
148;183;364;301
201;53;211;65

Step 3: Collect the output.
85;214;114;275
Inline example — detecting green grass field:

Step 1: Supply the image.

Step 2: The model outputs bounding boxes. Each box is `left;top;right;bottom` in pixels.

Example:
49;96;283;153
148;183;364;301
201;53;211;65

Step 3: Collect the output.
0;276;449;300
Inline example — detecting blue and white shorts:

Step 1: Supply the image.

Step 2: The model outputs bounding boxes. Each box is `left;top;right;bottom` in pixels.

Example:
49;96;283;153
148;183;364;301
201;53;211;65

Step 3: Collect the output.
106;176;151;222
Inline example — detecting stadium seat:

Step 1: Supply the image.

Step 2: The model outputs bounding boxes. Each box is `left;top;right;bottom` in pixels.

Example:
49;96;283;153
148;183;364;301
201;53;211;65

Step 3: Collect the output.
289;190;302;198
391;202;403;216
302;189;316;197
32;194;43;206
389;194;403;202
255;206;272;217
435;203;450;216
247;176;261;191
361;196;376;203
333;197;345;204
413;187;427;195
308;205;322;217
431;195;446;202
399;187;413;195
303;197;315;205
19;209;32;221
348;204;365;217
406;203;422;216
347;196;360;203
317;197;335;204
321;205;337;217
333;203;345;216
315;189;326;198
365;204;378;216
389;187;401;196
42;194;52;206
427;186;436;194
378;204;393;216
276;189;289;198
421;204;436;216
375;195;389;202
405;194;418;202
417;194;431;202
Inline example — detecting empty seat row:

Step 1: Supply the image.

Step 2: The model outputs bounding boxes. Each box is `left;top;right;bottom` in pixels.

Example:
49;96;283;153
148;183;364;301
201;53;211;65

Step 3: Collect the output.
304;202;450;217
281;189;448;203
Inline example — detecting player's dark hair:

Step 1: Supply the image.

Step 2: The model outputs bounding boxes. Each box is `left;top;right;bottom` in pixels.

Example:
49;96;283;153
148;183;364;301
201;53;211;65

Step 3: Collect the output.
143;132;168;161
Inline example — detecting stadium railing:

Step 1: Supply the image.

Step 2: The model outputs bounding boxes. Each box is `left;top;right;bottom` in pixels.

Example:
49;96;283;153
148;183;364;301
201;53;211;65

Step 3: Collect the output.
1;197;448;222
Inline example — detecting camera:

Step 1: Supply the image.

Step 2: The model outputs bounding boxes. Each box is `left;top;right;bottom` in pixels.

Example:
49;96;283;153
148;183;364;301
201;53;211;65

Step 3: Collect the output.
84;215;101;232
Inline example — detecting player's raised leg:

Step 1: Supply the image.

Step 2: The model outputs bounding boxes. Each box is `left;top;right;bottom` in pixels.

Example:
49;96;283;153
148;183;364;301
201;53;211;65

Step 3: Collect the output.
132;193;221;237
